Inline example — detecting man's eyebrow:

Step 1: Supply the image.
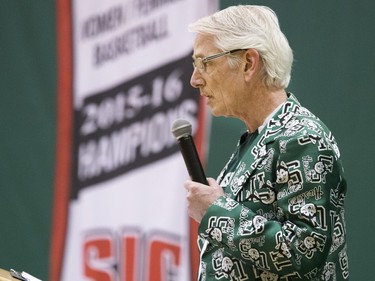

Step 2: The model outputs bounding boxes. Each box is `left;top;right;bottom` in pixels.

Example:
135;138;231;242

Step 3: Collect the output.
192;52;204;59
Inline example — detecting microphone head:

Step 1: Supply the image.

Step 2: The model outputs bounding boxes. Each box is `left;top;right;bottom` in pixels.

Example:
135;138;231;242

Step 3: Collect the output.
171;119;192;140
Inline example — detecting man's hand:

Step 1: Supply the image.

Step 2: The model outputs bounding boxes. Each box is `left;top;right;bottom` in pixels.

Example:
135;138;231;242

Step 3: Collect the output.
183;178;224;223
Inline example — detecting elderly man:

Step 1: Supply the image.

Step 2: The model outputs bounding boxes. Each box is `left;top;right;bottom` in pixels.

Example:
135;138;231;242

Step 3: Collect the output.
184;5;349;281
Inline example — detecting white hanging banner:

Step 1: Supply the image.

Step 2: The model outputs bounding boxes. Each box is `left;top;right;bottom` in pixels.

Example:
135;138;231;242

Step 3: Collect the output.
55;0;218;281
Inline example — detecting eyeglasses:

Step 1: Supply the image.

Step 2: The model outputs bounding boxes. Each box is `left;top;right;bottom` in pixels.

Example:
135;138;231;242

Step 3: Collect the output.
192;49;244;73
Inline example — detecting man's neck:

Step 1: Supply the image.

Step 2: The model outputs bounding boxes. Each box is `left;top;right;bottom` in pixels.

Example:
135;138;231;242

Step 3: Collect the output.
242;88;287;133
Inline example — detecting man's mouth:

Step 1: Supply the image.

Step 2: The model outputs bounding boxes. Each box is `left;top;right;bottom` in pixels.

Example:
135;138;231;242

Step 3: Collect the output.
201;94;212;99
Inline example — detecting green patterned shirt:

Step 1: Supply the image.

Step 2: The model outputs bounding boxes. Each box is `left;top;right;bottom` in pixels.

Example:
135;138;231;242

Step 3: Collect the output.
197;93;349;281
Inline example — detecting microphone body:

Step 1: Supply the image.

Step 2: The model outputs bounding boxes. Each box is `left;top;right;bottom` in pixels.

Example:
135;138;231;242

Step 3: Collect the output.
176;135;208;184
171;119;208;185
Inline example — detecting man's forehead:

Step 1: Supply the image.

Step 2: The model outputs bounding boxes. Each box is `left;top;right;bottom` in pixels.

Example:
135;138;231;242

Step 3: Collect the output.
192;34;218;57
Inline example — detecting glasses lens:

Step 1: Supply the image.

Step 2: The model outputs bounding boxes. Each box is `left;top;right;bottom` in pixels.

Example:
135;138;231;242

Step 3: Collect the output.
193;58;204;73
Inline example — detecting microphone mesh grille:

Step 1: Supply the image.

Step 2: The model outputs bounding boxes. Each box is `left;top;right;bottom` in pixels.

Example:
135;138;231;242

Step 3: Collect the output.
171;119;192;139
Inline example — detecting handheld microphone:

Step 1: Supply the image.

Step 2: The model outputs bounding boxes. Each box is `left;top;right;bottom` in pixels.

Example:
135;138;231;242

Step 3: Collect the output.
171;119;208;185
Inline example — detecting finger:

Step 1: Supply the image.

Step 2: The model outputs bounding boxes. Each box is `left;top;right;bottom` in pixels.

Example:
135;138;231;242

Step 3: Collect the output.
183;179;194;190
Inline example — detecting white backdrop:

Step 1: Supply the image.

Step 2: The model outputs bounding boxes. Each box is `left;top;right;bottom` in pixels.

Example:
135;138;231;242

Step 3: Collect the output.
59;1;218;280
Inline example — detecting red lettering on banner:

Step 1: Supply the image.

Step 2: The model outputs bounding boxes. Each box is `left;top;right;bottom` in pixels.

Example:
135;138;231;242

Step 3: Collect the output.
83;230;183;281
83;234;116;281
146;237;181;281
120;230;141;281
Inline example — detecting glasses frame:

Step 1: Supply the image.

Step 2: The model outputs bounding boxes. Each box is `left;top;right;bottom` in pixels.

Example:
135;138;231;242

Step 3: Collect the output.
193;49;244;73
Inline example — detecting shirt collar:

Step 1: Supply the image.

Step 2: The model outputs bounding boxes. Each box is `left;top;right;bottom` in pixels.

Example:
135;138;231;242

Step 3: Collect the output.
257;102;284;133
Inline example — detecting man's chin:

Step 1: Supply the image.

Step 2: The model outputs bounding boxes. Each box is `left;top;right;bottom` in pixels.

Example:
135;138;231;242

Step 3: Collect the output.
209;108;222;117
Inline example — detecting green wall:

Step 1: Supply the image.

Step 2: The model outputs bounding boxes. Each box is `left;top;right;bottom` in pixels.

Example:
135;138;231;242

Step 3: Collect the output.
0;0;374;280
0;1;56;279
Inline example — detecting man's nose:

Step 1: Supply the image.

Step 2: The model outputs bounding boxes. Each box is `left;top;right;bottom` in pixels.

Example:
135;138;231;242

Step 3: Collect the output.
190;68;204;89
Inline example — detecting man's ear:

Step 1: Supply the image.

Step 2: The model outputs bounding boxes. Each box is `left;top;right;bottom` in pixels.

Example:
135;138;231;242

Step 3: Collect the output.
243;49;261;81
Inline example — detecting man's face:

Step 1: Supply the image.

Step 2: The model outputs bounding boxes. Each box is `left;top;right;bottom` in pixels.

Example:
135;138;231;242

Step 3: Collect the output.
190;34;245;117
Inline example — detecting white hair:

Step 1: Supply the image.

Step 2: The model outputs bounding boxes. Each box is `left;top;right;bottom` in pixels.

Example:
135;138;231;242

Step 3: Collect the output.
188;5;293;89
